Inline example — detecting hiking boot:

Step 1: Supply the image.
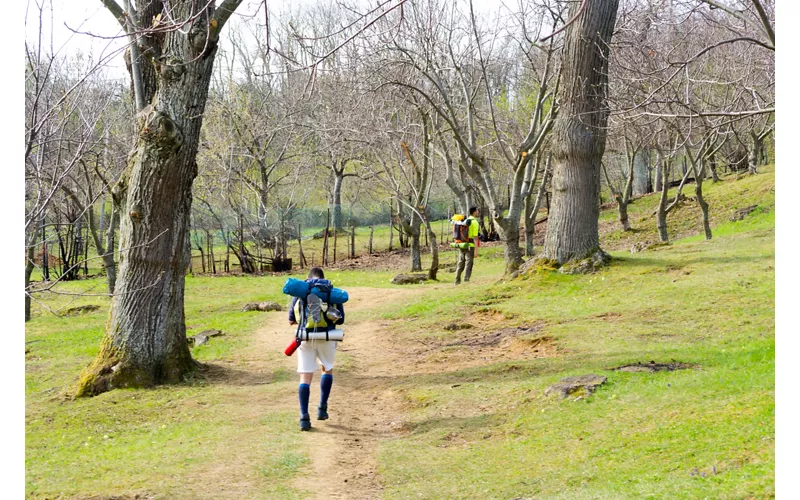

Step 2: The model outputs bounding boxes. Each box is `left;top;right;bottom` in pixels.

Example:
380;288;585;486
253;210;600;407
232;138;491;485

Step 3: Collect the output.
317;405;329;420
299;414;311;431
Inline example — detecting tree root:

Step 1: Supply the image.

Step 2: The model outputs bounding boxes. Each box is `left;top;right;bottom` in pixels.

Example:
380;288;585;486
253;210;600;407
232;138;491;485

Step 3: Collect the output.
75;343;197;397
514;248;611;278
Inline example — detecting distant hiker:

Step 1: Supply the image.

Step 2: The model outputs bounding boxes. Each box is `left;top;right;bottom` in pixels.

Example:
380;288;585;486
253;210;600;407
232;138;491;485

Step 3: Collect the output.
453;206;480;285
288;267;345;431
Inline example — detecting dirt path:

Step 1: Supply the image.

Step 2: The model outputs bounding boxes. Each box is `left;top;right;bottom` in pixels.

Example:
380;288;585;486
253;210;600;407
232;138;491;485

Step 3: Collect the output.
254;286;422;499
197;282;551;499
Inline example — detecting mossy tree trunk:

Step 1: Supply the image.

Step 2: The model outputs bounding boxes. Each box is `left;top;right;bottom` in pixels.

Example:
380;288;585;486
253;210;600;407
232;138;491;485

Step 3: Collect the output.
543;0;620;264
76;0;242;397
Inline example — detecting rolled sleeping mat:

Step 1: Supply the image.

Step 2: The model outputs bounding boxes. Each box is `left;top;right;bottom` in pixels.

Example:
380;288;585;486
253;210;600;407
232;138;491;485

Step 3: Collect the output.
282;278;349;304
297;329;344;342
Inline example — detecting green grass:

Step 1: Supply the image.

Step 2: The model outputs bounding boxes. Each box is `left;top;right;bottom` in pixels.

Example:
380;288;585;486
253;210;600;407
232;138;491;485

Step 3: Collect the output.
371;170;775;499
26;169;774;498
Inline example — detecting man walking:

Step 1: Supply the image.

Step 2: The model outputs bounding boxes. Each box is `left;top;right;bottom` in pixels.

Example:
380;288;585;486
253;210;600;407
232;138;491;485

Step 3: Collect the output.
288;267;345;431
454;206;480;285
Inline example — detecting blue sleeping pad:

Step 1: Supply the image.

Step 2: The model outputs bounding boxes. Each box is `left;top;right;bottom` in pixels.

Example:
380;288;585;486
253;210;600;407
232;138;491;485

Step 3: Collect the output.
283;278;349;304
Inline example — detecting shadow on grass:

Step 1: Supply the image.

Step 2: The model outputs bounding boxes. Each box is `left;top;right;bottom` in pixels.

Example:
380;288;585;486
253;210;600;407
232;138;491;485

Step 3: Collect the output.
611;253;770;269
195;362;294;386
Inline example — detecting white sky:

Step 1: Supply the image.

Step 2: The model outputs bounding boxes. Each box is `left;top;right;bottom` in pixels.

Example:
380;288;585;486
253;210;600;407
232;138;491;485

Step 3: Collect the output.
23;0;505;79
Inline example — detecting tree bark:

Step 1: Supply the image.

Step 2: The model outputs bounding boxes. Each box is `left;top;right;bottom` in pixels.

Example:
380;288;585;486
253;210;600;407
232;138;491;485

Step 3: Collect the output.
543;0;619;264
654;159;663;192
332;168;344;231
77;0;242;396
410;233;422;272
695;176;712;240
388;205;394;251
496;217;523;274
425;220;438;281
749;131;761;174
25;230;37;322
656;154;670;243
708;152;720;182
632;150;652;196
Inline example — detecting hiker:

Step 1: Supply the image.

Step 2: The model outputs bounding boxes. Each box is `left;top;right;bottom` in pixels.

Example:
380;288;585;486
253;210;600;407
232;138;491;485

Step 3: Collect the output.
288;267;345;431
454;206;480;285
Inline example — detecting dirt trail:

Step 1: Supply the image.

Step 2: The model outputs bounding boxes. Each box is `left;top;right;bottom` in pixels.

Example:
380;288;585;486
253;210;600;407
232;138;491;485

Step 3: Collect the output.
200;283;551;499
255;286;422;499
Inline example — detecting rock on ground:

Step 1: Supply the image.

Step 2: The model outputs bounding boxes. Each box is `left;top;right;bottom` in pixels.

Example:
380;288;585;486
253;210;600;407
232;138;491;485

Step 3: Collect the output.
731;205;758;221
242;302;283;312
391;274;428;285
189;329;224;347
545;374;607;399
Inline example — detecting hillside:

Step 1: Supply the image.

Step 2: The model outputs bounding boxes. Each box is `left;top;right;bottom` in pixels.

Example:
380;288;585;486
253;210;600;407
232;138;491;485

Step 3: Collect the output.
25;168;775;498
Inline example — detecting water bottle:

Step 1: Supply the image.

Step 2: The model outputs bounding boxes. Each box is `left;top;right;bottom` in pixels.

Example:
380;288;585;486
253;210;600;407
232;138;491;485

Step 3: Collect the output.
284;337;301;356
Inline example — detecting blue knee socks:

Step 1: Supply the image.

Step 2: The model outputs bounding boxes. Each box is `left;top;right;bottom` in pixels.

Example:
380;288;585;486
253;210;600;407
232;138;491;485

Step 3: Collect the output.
320;374;333;408
298;383;310;416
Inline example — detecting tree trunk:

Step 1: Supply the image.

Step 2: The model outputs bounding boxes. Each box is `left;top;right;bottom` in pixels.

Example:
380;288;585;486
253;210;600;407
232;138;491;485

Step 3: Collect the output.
543;0;619;264
426;220;438;281
332;170;344;231
524;195;536;257
496;218;523;275
749;132;761;174
333;226;338;264
656;155;670;243
207;230;216;274
410;233;422;272
632;150;652;196
388;207;394;252
76;0;239;396
695;178;712;240
368;226;374;254
708;152;720;182
654;159;663;192
759;137;769;165
618;199;631;232
25;231;36;322
196;243;206;273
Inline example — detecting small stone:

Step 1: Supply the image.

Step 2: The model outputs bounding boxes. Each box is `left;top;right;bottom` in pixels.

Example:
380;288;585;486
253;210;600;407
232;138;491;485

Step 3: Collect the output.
545;374;607;399
391;273;428;285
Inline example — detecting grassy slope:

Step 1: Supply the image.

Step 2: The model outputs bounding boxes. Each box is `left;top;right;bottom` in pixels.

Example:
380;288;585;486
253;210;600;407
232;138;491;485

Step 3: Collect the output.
375;169;775;499
25;270;398;498
25;168;774;498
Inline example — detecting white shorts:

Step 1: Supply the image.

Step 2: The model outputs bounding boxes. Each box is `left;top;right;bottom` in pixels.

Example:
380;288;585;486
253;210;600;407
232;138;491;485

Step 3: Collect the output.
297;339;337;373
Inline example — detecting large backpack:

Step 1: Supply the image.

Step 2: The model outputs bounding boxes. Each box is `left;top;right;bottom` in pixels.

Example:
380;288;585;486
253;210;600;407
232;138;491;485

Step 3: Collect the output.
295;293;338;332
451;215;472;244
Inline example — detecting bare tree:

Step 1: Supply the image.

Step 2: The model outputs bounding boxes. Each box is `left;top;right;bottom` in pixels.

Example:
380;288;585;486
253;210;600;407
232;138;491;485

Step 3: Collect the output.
542;0;620;265
25;0;121;318
371;0;559;273
77;0;244;396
